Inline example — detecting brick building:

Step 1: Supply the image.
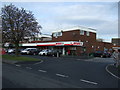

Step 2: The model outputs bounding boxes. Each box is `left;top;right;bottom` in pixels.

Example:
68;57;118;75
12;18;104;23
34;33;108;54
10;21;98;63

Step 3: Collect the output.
112;38;120;49
21;26;113;56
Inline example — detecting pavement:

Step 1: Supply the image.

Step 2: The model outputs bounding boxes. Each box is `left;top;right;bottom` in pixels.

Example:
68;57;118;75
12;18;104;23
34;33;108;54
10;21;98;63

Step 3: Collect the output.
2;59;20;64
2;55;120;88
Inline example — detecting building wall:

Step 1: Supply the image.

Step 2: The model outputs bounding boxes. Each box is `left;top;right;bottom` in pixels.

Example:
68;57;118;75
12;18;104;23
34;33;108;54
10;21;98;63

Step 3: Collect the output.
52;29;97;54
20;28;113;56
95;41;113;52
52;30;96;42
112;38;120;49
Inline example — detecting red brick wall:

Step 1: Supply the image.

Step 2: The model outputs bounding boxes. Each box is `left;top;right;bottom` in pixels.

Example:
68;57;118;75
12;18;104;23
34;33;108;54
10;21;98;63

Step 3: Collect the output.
52;30;96;42
52;30;97;54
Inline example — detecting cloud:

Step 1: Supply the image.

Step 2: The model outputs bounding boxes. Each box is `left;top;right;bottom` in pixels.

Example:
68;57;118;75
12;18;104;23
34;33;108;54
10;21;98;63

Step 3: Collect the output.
36;2;117;42
2;2;118;42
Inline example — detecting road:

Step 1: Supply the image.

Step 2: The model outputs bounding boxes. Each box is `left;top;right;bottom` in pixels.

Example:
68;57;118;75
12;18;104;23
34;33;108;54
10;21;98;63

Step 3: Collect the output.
2;55;119;88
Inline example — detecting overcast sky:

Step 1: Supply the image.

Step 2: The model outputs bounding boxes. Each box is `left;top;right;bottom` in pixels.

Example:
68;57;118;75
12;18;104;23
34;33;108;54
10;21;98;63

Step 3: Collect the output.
2;1;118;42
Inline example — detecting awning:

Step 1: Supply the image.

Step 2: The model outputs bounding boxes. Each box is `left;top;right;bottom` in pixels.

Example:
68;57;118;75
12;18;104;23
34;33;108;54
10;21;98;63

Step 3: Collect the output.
22;41;83;47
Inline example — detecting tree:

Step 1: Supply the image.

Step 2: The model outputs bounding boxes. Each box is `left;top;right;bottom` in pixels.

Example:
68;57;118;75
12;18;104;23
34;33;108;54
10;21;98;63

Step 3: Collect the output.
2;4;42;56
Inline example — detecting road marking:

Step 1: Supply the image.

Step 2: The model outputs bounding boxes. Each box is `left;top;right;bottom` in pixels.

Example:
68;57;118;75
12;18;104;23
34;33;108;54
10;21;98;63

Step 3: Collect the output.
15;65;21;67
76;59;81;60
56;73;69;78
80;79;98;85
106;64;120;79
38;69;47;73
33;60;43;65
26;67;32;69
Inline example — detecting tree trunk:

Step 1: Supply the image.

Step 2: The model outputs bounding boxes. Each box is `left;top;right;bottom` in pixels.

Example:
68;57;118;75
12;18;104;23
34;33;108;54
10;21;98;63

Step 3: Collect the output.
15;42;19;57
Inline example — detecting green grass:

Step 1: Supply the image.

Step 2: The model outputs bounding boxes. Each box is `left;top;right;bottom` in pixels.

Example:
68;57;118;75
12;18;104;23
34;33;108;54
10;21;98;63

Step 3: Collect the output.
2;54;41;61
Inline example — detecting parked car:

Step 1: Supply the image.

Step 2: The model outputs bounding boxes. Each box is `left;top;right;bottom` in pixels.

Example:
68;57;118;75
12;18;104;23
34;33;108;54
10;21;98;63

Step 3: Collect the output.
21;48;39;55
0;48;6;55
28;49;41;55
7;49;15;54
38;49;51;56
101;52;111;58
47;50;62;57
93;51;111;58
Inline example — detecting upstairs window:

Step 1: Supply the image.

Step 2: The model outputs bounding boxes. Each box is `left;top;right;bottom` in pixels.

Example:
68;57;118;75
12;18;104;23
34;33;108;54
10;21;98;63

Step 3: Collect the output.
53;33;57;37
57;32;62;36
86;31;90;36
80;30;84;35
53;32;62;38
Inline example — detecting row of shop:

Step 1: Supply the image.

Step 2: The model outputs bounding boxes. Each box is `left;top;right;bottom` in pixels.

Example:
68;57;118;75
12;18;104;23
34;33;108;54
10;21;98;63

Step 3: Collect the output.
4;26;114;56
21;41;84;56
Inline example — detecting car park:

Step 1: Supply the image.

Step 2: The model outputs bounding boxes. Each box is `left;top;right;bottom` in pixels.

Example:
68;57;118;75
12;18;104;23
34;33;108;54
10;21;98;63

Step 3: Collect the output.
21;48;39;55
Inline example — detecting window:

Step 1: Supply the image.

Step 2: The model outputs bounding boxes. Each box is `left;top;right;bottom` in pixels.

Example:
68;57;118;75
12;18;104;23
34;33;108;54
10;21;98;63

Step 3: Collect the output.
86;31;90;36
53;32;62;37
53;33;57;37
57;32;62;36
80;30;84;35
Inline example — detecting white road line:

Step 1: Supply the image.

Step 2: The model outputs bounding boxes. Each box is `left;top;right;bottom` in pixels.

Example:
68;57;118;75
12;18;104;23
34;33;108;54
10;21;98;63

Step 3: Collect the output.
80;79;98;85
56;73;69;78
15;65;21;67
26;67;32;69
33;60;43;65
106;64;120;79
38;69;47;73
76;59;81;60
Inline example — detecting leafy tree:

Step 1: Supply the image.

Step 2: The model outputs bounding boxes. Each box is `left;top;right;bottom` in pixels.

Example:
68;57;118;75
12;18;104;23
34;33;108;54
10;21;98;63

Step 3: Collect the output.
2;4;42;56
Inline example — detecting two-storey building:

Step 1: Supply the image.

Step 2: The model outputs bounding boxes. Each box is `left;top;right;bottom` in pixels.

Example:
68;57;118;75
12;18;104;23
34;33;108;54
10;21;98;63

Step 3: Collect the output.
21;26;113;56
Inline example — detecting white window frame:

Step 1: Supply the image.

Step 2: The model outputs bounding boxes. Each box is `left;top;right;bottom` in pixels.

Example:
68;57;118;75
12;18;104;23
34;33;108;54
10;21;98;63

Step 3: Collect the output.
86;31;90;36
80;30;84;35
53;32;62;37
53;33;57;37
57;32;62;36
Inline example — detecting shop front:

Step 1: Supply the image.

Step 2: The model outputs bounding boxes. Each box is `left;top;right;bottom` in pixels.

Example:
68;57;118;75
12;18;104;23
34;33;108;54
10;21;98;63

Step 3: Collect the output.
22;41;83;56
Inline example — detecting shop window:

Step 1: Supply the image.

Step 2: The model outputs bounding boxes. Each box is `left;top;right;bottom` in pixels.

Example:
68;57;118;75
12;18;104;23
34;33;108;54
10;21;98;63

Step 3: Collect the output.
86;31;90;36
80;30;84;35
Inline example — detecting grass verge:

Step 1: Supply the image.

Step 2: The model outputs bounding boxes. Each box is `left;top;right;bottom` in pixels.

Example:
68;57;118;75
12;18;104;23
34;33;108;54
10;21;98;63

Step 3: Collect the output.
2;54;40;61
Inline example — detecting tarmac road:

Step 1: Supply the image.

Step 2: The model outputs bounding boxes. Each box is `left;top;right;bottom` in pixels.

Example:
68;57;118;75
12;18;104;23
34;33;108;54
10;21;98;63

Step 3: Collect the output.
2;55;119;88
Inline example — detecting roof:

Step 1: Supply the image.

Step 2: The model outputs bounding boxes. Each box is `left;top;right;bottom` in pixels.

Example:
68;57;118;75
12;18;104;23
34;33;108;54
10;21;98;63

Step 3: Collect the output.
52;26;96;33
37;34;52;38
22;41;83;47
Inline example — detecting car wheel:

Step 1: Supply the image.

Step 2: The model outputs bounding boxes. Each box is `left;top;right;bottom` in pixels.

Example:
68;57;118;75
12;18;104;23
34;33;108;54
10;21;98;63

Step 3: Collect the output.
33;53;36;55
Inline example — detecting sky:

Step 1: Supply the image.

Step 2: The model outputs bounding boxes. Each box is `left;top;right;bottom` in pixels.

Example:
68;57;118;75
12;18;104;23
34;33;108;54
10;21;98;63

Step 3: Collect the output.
1;0;119;42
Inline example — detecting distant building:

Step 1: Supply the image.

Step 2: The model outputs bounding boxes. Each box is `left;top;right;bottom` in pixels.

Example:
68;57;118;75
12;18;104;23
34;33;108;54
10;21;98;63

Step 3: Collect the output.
23;34;52;43
112;38;120;49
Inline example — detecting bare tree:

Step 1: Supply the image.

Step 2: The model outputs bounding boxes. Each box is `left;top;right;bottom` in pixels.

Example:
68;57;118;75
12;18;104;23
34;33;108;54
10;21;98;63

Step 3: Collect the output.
2;4;42;56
